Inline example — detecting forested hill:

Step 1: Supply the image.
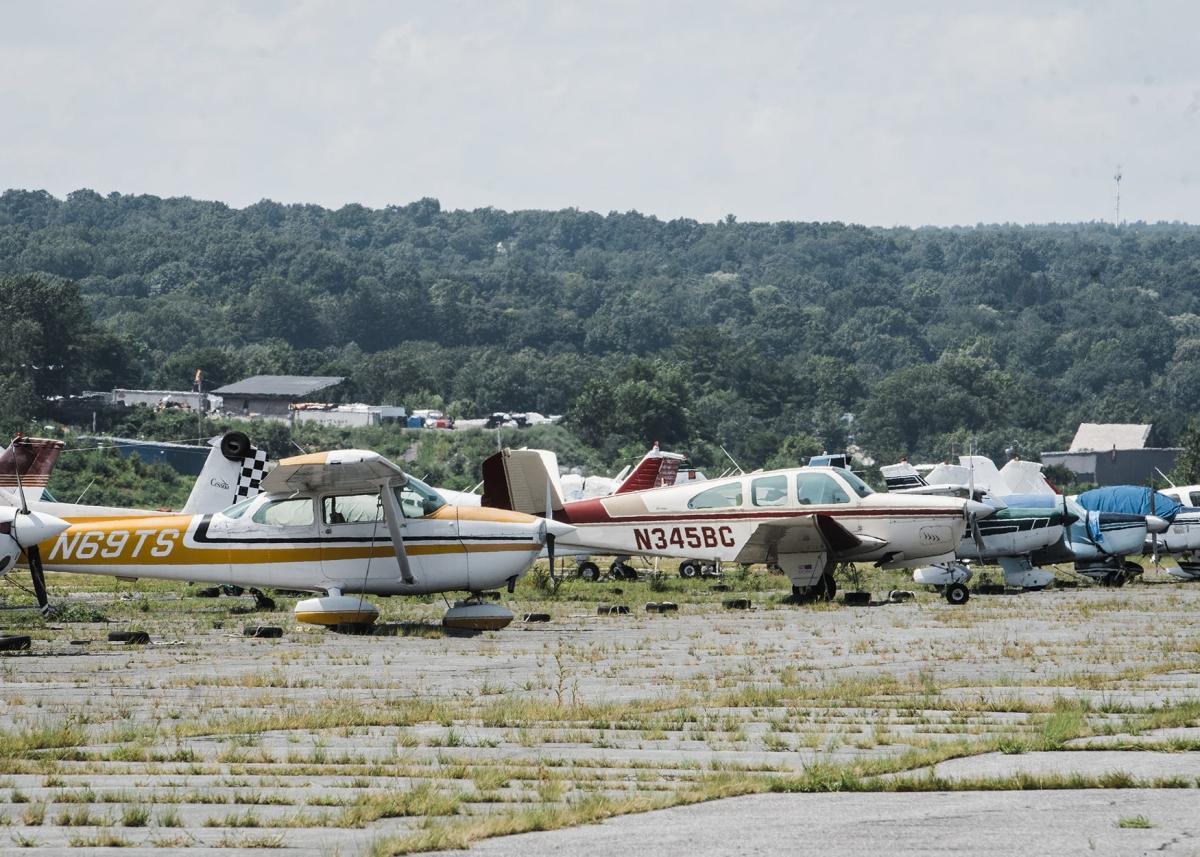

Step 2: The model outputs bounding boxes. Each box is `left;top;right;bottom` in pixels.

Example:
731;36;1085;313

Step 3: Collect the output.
2;188;1199;469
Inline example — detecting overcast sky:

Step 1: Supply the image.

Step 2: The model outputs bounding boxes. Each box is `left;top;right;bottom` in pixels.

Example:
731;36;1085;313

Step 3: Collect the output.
2;1;1197;225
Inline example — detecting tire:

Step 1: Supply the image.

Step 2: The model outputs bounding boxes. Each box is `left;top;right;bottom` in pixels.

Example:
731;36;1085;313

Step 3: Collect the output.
219;431;252;462
790;584;816;605
611;562;637;581
944;583;970;605
0;635;32;652
578;561;601;582
108;631;151;645
821;573;838;602
679;561;700;579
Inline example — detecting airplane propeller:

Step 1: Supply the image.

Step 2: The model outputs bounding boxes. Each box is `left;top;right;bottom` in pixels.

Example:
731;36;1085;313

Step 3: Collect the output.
6;456;68;617
968;510;986;554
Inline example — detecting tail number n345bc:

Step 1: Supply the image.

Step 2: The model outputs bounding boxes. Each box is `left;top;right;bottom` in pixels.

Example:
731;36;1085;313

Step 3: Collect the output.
50;529;180;561
634;525;736;551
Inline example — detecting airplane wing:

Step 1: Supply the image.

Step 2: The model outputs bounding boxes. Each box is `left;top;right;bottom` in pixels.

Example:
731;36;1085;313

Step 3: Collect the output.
734;513;886;564
260;449;408;495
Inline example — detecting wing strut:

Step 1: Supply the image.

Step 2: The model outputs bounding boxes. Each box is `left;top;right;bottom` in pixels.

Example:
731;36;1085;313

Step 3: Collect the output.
380;480;415;584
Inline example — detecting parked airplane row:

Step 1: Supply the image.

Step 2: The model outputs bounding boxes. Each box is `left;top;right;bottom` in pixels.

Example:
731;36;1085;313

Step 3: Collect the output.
881;456;1200;591
2;434;1196;629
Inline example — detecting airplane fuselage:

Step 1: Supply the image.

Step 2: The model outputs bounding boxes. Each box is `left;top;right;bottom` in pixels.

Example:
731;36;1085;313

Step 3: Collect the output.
38;501;547;596
551;467;974;586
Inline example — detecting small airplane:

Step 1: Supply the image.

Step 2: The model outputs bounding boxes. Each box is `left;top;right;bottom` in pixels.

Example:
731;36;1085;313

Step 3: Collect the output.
481;448;996;604
1150;483;1200;580
883;456;1166;589
4;434;572;630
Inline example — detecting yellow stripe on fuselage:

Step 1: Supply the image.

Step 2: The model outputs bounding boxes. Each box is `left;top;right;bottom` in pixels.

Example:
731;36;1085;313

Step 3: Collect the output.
42;514;535;567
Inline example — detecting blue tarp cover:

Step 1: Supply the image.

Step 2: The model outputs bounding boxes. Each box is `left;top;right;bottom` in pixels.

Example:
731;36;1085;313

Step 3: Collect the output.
1074;487;1182;523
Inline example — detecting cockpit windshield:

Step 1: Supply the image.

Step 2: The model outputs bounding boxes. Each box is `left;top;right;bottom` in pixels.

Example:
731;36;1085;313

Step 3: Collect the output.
219;498;255;519
838;469;875;498
395;476;446;519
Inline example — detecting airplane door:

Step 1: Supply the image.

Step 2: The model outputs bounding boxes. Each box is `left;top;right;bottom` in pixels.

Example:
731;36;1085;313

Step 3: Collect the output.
393;482;469;591
319;492;400;587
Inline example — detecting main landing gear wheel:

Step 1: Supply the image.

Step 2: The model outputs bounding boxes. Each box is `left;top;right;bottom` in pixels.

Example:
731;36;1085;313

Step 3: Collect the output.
578;561;601;582
679;560;701;579
610;561;637;581
1102;569;1127;588
944;582;970;605
790;573;837;604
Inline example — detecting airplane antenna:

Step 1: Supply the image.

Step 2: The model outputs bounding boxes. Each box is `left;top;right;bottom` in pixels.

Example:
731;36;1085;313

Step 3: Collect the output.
719;446;744;475
1113;165;1123;225
1155;467;1176;488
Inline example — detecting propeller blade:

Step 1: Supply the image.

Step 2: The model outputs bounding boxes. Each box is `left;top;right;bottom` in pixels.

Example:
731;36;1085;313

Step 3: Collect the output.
13;454;29;515
969;512;986;554
26;544;50;616
1149;485;1159;562
546;531;556;577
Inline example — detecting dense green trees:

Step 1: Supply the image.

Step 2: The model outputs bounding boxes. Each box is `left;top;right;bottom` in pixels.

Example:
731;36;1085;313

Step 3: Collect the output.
2;188;1199;471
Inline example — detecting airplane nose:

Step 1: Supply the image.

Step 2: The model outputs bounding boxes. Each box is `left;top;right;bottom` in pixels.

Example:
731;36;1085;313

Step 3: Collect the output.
965;499;998;520
544;519;575;540
1146;515;1170;534
12;511;70;548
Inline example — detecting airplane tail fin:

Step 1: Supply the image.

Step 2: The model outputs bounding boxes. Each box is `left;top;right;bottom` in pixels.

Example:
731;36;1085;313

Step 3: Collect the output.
182;432;271;514
614;443;687;494
0;436;65;501
481;448;564;515
880;461;927;492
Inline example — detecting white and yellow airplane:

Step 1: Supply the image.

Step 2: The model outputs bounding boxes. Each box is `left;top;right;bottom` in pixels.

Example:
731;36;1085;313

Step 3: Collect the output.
6;437;572;630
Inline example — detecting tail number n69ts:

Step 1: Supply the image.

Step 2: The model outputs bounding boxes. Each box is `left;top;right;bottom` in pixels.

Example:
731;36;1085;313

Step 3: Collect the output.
50;529;180;562
634;525;735;551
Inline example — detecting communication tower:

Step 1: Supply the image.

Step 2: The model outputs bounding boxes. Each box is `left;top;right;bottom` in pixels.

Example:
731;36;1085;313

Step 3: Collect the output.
1113;165;1122;224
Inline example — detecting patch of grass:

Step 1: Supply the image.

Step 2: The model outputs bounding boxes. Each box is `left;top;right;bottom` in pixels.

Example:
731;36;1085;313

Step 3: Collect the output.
66;830;132;847
0;720;86;757
341;784;462;827
121;804;150;827
1116;814;1152;829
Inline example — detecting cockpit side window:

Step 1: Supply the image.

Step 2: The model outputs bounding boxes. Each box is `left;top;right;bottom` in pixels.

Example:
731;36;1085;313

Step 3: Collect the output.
395;477;447;519
1190;491;1200;508
251;497;315;527
751;475;789;507
796;473;850;505
323;493;383;525
687;481;744;510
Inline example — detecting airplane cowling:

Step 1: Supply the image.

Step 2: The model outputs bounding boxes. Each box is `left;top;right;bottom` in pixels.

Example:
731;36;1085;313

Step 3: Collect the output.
293;595;379;627
0;532;19;575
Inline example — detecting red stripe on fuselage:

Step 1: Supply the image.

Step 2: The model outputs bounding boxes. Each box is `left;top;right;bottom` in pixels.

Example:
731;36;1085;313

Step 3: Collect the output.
559;498;963;526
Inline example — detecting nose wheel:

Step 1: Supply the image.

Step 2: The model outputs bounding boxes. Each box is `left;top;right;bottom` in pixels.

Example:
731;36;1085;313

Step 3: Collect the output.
944;582;970;605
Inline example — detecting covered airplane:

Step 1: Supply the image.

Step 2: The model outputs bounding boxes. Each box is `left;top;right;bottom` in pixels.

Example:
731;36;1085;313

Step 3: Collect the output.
482;448;996;604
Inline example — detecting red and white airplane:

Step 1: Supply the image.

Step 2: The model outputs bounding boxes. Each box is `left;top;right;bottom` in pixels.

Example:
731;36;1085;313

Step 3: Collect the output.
481;448;995;600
